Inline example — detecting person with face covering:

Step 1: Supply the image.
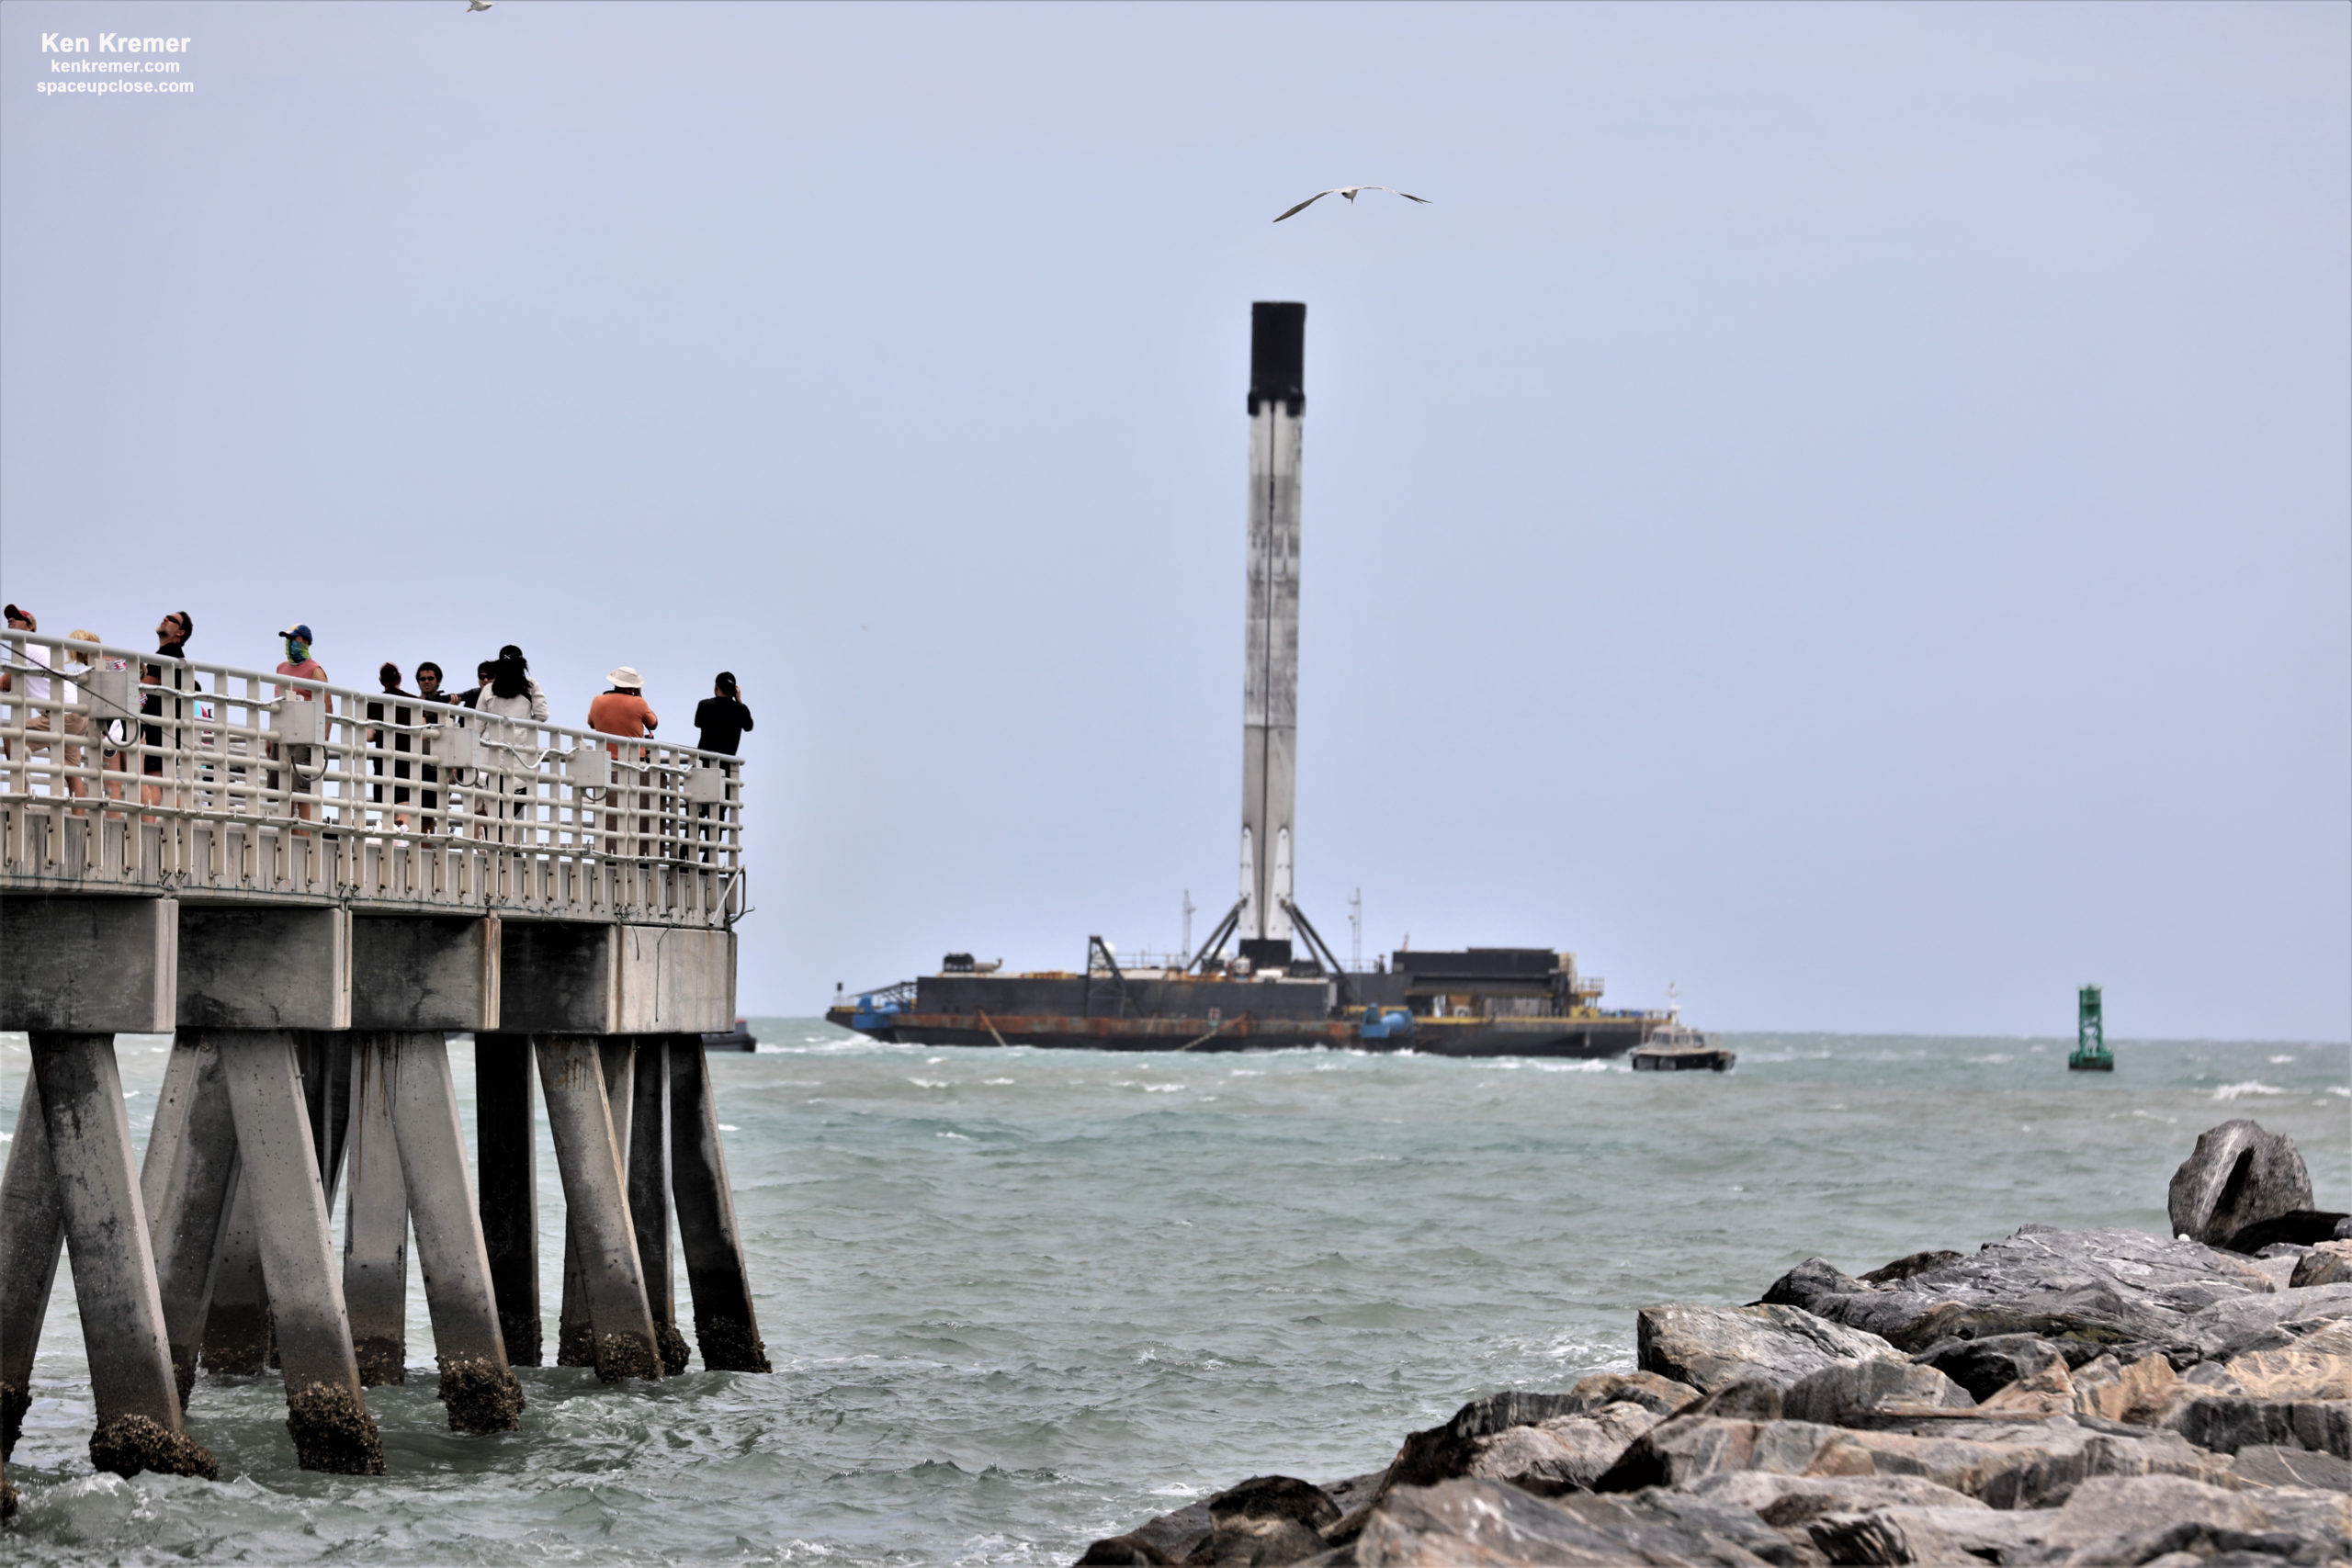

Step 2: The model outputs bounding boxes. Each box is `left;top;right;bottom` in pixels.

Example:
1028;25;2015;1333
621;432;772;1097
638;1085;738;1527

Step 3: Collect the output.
271;623;330;820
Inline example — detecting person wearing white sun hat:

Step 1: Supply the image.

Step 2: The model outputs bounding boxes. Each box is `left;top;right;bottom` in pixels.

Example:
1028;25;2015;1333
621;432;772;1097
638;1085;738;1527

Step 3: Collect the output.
588;667;659;857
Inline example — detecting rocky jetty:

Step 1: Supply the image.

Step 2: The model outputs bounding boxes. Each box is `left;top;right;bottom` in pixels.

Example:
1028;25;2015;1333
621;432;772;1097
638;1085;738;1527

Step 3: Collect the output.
1077;1121;2352;1566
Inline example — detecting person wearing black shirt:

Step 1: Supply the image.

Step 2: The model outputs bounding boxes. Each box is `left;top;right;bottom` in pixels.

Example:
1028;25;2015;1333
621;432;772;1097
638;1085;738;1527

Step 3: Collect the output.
139;611;198;809
414;662;450;830
455;660;493;712
691;672;752;859
366;662;415;821
693;672;752;755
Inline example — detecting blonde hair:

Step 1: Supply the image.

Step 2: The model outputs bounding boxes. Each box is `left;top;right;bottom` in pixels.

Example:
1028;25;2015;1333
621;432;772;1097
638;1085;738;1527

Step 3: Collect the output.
65;629;100;667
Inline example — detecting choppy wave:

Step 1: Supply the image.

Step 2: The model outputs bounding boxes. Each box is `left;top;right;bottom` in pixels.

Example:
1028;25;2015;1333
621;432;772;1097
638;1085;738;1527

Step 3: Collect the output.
2;1026;2346;1565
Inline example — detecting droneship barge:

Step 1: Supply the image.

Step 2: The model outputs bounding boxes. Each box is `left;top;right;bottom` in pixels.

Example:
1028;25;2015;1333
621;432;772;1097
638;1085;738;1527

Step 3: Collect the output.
826;943;1669;1058
829;302;1706;1061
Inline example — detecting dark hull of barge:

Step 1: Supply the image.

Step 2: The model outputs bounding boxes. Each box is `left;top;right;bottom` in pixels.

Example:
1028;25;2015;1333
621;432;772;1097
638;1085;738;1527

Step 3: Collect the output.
827;949;1665;1058
828;1011;1362;1053
823;1009;1649;1058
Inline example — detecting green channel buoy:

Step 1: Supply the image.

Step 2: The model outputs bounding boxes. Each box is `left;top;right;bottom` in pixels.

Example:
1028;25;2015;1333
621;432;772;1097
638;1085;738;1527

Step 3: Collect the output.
2070;983;2114;1072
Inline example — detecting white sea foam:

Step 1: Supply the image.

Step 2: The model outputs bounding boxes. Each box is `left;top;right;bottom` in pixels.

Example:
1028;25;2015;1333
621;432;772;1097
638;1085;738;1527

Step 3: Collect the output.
14;1022;2346;1565
2211;1081;2287;1101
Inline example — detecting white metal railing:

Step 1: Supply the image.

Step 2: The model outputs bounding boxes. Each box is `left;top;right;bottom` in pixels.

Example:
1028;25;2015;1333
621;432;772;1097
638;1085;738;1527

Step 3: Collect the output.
0;633;743;927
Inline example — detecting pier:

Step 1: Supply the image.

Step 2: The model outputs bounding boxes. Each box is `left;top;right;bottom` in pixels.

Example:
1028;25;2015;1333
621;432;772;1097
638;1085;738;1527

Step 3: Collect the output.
1;633;766;1486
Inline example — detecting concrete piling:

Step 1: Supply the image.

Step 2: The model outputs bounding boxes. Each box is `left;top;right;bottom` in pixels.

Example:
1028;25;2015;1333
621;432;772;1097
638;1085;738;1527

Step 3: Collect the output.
342;1034;409;1386
535;1034;662;1382
137;1034;242;1409
300;1032;355;1206
30;1032;216;1479
0;1070;66;1459
629;1036;692;1375
382;1031;522;1432
667;1035;770;1372
559;1036;637;1368
217;1031;383;1474
473;1031;541;1368
199;1180;272;1373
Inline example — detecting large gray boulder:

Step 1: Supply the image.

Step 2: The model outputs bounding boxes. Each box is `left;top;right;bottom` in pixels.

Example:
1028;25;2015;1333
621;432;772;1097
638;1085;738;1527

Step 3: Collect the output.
2029;1472;2352;1566
2231;1441;2352;1491
1803;1506;2053;1565
2168;1120;2314;1246
1913;1332;2074;1401
2293;1241;2352;1289
1806;1474;2352;1567
1635;1303;1902;1393
1336;1372;1702;1526
1186;1476;1340;1566
2169;1395;2351;1459
2177;1280;2352;1362
1075;1500;1210;1565
1463;1404;1667;1496
1685;1470;1986;1528
1349;1477;1783;1567
1760;1226;2280;1359
1780;1357;1973;1424
1597;1410;2229;1508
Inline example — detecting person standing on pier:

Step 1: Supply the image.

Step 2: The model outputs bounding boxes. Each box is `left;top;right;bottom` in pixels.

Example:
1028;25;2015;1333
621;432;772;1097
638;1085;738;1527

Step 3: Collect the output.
139;611;202;813
59;630;103;799
454;659;494;713
588;666;658;858
477;645;547;841
272;623;329;821
367;661;415;826
690;671;752;859
415;661;448;831
0;604;52;789
693;671;752;756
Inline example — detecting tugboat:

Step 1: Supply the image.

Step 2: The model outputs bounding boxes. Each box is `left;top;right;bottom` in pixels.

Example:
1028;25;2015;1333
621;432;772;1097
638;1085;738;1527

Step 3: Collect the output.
701;1018;759;1053
1628;989;1736;1072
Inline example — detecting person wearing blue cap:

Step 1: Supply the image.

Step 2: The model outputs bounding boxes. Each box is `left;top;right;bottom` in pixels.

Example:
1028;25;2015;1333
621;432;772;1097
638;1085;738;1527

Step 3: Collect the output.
274;623;331;820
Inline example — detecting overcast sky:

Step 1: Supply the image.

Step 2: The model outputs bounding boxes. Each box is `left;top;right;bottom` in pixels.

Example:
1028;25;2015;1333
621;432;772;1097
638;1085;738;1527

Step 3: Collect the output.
4;2;2345;1038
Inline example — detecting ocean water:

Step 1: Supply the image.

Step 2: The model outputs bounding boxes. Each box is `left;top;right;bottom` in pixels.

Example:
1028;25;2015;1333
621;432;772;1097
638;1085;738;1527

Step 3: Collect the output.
3;1026;2346;1564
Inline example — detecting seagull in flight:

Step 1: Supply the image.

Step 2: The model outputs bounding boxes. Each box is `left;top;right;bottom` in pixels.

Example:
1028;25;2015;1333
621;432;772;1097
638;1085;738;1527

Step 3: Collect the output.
1272;186;1430;222
467;0;492;11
